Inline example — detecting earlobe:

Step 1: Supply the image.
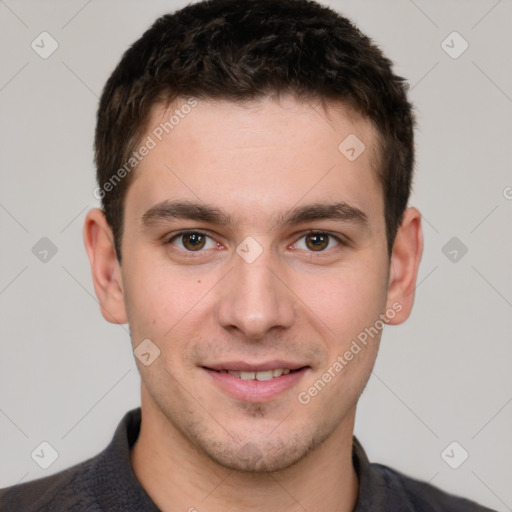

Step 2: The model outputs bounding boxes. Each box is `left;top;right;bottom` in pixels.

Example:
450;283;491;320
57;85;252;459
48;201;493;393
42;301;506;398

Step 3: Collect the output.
83;208;128;325
385;207;424;325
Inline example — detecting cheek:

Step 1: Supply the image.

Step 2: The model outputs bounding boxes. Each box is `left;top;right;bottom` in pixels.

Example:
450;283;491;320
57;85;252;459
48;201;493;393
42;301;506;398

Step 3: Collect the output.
122;257;216;345
122;260;175;339
292;260;388;342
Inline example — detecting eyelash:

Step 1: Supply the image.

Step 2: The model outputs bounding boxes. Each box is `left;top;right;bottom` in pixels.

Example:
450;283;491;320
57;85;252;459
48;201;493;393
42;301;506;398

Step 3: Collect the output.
165;229;347;255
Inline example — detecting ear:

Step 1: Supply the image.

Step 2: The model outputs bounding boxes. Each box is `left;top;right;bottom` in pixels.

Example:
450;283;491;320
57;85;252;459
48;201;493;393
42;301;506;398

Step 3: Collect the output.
385;207;424;325
83;208;128;324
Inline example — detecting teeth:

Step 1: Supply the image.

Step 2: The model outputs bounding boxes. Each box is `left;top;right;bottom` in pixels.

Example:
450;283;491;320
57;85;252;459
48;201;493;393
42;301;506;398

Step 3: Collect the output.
224;369;293;380
256;370;273;381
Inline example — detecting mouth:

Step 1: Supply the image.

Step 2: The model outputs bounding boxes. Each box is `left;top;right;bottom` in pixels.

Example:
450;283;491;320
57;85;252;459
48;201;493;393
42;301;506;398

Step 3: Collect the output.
207;368;301;381
201;362;310;402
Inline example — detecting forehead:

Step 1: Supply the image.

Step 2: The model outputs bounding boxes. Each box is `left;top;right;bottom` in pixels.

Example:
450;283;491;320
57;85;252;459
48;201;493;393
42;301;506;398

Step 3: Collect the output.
146;96;379;168
124;96;383;229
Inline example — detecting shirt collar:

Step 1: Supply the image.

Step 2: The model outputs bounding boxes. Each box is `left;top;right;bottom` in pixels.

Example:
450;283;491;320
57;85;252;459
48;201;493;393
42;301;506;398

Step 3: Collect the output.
92;407;414;512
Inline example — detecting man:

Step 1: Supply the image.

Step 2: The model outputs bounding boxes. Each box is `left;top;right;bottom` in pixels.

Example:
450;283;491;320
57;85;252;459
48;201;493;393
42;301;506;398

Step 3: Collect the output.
0;0;496;510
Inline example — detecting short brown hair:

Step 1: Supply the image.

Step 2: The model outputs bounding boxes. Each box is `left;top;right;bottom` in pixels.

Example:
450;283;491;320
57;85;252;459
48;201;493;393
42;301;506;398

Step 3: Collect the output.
94;0;414;261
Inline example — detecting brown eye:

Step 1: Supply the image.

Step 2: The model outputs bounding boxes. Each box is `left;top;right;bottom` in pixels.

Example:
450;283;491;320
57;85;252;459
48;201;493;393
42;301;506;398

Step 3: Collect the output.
294;232;341;252
305;233;329;251
169;231;217;252
182;233;206;250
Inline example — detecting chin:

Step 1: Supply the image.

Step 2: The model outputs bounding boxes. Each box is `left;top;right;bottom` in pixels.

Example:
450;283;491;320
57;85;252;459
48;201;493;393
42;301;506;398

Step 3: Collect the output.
196;428;328;474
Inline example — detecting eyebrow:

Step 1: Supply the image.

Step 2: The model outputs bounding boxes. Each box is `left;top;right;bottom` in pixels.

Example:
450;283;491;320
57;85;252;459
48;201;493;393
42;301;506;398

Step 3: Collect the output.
141;199;368;231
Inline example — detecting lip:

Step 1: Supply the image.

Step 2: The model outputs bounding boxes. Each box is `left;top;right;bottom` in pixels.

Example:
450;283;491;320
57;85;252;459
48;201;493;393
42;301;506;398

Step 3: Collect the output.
203;365;310;402
204;360;305;372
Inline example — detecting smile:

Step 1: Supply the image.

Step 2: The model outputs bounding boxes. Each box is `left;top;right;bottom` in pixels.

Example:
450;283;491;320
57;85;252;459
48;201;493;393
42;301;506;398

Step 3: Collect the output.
203;364;309;402
216;369;292;380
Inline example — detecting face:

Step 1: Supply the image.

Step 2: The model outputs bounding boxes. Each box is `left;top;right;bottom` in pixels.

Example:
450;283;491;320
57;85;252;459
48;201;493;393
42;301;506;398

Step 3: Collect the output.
117;96;393;472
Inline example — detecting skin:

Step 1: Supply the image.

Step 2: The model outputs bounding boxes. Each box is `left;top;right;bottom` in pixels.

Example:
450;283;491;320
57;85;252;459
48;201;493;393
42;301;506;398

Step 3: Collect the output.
84;95;423;512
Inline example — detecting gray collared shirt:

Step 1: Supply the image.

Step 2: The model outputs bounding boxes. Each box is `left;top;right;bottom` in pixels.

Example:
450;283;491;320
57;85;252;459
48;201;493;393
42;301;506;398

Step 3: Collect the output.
0;408;496;511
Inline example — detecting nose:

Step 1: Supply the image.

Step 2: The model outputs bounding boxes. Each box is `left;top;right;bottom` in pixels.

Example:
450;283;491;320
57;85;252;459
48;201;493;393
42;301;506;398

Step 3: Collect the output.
216;246;295;340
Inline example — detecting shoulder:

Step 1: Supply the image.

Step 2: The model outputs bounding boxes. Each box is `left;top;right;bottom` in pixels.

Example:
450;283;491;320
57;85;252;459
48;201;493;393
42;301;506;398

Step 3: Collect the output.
0;456;100;512
352;436;496;512
372;462;497;512
0;408;153;512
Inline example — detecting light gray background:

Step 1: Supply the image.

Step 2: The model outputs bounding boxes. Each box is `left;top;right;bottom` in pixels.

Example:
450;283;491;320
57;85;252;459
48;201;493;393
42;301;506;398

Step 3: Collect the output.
1;0;511;510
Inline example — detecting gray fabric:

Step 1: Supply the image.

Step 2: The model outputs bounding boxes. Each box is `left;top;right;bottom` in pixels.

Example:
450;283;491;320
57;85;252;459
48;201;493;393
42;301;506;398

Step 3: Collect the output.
0;408;496;511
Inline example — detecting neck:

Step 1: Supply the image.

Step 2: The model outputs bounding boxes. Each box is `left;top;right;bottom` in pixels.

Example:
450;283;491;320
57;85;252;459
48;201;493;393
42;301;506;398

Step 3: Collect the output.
130;387;358;512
